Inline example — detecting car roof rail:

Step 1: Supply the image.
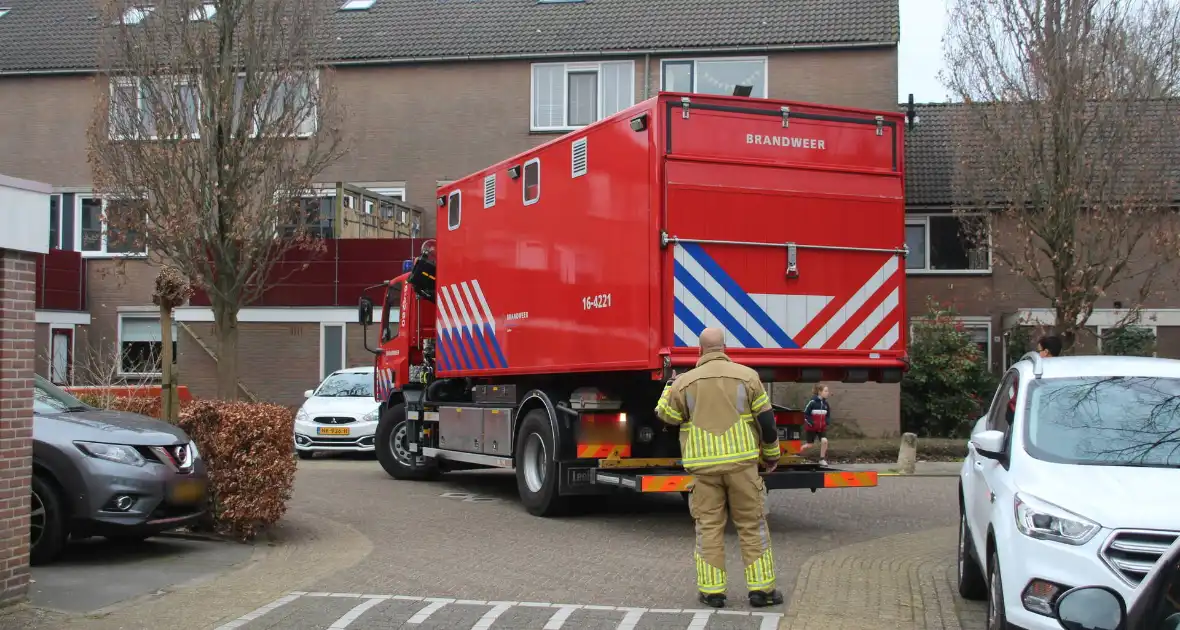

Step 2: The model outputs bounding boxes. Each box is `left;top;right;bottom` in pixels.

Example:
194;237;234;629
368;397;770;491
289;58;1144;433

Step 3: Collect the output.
1019;351;1045;378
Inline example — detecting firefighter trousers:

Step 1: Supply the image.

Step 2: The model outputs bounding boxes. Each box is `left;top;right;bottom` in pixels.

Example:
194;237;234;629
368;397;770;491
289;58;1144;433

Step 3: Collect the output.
688;462;777;595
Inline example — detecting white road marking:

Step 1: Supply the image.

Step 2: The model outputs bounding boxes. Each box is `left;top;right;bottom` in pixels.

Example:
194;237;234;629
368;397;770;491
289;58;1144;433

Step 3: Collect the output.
472;602;517;630
755;612;782;630
216;591;786;629
543;604;582;629
687;610;714;630
213;593;302;629
615;607;646;630
406;597;454;624
328;596;389;629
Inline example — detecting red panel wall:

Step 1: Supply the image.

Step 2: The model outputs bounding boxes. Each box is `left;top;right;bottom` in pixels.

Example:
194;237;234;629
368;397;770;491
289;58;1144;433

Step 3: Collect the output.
188;239;424;307
34;248;85;312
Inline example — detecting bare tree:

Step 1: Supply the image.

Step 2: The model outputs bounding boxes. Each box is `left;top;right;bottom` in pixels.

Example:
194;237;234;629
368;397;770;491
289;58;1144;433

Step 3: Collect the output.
942;0;1180;351
87;0;346;398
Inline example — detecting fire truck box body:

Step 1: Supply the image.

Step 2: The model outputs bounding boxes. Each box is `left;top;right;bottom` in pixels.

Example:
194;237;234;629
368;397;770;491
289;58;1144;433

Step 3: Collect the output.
366;92;905;516
433;92;907;381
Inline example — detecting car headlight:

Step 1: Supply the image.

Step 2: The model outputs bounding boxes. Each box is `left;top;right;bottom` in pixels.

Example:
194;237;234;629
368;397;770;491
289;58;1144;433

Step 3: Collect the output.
75;441;146;467
361;409;379;423
295;407;309;423
1014;492;1101;545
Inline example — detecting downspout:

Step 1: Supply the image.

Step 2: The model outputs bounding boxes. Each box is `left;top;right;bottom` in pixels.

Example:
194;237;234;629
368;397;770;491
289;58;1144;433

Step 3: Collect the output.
643;52;650;98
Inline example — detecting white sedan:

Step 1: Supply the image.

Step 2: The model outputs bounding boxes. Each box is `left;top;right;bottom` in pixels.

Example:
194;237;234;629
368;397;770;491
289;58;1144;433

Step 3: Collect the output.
293;366;380;459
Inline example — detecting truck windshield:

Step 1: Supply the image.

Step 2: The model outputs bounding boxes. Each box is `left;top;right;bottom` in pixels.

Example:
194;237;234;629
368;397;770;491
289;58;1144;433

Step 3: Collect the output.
314;372;374;398
1023;376;1180;468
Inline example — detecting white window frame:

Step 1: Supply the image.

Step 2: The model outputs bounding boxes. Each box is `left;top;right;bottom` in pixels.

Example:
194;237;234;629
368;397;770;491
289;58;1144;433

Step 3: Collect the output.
529;60;636;132
247;71;320;138
48;325;75;386
905;213;993;275
319;322;347;380
1096;324;1159;356
48;193;65;250
910;315;993;369
658;56;770;99
447;190;462;231
117;312;177;378
108;75;202;141
522;158;541;206
365;187;407;202
75;194;149;258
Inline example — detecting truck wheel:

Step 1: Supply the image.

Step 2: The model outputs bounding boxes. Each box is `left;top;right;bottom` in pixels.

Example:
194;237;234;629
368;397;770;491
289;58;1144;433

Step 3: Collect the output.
376;403;439;481
31;475;68;566
515;408;568;517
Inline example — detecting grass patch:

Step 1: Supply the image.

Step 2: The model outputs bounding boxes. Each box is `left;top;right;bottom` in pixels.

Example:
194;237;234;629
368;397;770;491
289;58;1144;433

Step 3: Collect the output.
800;438;967;464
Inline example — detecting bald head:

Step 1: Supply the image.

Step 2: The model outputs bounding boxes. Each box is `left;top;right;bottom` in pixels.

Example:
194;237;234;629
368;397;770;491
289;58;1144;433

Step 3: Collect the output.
698;328;726;354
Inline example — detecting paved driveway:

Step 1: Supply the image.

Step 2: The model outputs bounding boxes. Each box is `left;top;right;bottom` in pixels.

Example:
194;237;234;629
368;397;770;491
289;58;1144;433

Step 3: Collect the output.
215;458;980;629
2;458;985;630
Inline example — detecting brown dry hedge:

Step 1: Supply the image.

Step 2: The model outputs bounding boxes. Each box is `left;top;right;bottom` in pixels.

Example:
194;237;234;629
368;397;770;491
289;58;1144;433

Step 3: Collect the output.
177;400;298;541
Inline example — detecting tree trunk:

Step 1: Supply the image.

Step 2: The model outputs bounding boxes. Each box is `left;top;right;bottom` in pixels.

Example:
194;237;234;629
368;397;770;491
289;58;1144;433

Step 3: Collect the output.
160;303;175;421
212;300;240;400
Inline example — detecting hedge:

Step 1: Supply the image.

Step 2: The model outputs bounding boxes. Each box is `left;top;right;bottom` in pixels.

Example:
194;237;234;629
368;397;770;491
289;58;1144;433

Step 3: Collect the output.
177;401;298;541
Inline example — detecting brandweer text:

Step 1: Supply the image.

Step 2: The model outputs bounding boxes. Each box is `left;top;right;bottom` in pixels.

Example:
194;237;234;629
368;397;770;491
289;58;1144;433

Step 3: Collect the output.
746;134;826;150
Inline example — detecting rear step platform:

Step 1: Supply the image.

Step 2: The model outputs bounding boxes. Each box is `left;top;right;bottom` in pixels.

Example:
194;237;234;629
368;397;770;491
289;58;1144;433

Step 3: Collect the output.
592;466;878;493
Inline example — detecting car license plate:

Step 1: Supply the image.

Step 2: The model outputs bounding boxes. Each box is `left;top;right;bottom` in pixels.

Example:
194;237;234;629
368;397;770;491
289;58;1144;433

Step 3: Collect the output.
317;427;350;436
170;479;206;504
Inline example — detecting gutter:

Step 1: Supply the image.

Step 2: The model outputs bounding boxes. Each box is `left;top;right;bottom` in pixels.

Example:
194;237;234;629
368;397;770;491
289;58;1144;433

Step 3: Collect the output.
0;40;898;76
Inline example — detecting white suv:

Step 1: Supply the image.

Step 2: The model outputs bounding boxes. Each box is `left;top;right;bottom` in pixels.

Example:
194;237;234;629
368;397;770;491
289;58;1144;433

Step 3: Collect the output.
957;352;1180;630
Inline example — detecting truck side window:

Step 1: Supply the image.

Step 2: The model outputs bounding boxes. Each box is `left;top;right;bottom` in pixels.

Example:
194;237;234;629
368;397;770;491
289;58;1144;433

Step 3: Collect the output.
381;282;402;342
523;158;540;205
447;191;461;231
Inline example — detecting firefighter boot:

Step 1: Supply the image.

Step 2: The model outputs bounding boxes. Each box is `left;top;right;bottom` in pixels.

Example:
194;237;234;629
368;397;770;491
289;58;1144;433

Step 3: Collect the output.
748;589;784;608
698;592;727;608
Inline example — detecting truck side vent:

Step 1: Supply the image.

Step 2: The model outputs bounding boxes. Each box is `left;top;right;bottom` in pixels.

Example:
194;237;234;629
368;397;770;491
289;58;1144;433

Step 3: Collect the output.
483;174;496;208
571;137;588;178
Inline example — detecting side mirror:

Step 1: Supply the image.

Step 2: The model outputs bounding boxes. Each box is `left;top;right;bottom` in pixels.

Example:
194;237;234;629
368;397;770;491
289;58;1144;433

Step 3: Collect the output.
358;296;374;326
1053;586;1126;630
970;430;1006;460
304;389;314;399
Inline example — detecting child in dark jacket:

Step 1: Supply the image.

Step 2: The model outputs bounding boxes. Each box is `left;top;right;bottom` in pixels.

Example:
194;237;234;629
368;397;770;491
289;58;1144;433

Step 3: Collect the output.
800;385;831;466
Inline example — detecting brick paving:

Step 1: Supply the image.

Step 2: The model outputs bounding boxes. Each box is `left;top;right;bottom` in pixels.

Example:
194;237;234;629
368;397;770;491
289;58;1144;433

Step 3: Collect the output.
0;458;986;629
778;527;985;630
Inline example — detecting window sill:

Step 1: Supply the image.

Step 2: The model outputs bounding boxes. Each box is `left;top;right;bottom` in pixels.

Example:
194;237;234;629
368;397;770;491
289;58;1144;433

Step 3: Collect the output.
80;252;149;259
116;372;162;380
906;269;992;276
530;128;579;135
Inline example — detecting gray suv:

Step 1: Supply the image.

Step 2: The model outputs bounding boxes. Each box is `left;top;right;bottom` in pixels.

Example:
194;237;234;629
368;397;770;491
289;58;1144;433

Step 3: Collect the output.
31;375;209;564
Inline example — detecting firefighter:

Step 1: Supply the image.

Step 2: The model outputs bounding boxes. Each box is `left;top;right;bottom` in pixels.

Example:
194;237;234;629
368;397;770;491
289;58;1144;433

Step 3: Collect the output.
654;327;784;609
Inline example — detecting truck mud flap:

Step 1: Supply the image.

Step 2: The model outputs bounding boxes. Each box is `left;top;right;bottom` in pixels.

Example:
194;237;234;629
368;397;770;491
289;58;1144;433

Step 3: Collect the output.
592;468;877;492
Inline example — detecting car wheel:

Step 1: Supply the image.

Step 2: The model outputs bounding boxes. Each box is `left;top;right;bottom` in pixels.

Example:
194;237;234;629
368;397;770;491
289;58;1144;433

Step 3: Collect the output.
987;549;1010;630
30;475;67;566
957;510;987;600
514;408;568;517
375;403;439;481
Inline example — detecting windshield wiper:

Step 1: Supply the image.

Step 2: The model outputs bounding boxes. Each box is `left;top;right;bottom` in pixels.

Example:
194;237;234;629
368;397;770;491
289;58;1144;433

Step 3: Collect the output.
66;405;90;412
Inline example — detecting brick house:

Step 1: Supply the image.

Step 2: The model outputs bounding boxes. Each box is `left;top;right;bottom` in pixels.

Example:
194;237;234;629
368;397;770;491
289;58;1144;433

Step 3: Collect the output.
901;100;1180;372
0;0;905;431
0;173;51;605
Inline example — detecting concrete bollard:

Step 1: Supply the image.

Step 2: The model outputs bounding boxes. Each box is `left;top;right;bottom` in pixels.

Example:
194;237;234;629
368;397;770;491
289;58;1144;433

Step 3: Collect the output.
897;432;918;475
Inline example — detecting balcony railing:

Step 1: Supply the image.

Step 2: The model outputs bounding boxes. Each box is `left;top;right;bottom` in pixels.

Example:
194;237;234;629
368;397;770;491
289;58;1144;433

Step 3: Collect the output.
188;238;425;308
35;248;86;312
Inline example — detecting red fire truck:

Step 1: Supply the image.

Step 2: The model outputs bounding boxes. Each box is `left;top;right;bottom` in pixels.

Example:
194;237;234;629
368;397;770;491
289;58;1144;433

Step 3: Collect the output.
358;92;907;516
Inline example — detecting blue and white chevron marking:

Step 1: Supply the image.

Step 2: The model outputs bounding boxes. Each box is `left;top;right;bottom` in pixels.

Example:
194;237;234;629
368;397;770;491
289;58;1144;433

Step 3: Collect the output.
672;242;833;349
435;279;508;371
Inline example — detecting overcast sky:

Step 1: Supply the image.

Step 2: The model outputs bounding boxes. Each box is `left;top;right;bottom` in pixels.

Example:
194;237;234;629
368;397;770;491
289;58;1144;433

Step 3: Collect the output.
899;0;952;103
